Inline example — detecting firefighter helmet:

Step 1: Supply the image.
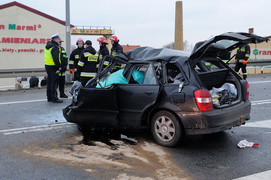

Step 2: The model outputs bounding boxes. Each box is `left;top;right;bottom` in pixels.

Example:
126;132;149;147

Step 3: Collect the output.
97;37;108;44
76;38;84;45
85;40;92;45
110;35;119;42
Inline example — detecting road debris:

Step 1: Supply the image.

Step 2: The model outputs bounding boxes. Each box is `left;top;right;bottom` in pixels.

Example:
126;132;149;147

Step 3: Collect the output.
121;134;138;143
237;140;259;148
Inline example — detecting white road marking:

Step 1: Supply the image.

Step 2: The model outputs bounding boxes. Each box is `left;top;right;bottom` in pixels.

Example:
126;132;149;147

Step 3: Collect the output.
0;97;71;105
244;119;271;129
251;99;271;106
233;169;271;180
0;99;47;105
0;123;76;135
249;80;271;84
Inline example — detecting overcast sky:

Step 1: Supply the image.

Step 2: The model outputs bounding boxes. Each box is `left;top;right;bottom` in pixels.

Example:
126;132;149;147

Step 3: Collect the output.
2;0;271;50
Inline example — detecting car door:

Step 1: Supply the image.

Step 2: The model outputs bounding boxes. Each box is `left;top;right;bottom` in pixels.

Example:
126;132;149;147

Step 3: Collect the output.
116;62;160;127
76;86;119;126
189;32;269;66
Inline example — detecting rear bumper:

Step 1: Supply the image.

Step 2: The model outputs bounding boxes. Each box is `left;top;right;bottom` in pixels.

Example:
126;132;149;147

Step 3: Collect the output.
179;100;251;135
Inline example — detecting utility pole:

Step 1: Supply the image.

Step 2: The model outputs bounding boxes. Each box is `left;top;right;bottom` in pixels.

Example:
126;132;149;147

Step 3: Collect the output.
174;1;183;50
65;0;71;57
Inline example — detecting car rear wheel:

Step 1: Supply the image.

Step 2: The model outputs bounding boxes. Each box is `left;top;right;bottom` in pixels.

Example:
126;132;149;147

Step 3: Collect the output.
151;111;183;147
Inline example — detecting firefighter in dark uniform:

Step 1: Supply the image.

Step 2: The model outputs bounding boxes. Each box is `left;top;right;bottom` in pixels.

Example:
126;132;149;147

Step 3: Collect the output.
69;38;84;81
110;35;123;56
110;35;123;70
77;40;98;86
97;37;109;68
44;33;63;103
58;40;68;98
234;44;250;80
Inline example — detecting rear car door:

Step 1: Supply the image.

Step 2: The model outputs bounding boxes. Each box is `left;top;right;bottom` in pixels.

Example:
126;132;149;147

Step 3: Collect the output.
116;62;160;127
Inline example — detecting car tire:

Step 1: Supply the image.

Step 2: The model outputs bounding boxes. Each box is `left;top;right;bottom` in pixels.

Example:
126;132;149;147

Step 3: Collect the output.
151;111;183;147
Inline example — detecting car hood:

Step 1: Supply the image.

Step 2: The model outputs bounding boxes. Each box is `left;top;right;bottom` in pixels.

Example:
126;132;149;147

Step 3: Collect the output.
189;32;269;66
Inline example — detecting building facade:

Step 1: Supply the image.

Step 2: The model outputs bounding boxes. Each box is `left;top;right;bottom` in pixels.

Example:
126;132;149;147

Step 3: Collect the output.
0;1;68;89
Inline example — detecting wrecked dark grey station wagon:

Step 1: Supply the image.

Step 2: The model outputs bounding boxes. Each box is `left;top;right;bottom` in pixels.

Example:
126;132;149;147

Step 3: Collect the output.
63;32;268;147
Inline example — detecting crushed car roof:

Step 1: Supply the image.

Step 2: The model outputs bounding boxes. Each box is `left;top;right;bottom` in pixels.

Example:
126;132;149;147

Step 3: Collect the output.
124;46;191;62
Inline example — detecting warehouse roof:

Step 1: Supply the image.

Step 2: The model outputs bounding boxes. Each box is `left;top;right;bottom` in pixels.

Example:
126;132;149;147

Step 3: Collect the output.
0;1;74;27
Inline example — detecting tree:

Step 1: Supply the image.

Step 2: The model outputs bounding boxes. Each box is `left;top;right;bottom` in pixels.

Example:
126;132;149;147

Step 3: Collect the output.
163;42;175;49
183;40;194;52
163;40;194;52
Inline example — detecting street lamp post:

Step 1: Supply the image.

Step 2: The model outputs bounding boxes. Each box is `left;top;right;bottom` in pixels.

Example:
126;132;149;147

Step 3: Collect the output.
65;0;71;57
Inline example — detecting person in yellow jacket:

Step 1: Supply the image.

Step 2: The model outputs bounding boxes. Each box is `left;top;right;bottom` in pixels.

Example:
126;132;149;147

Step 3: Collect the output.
44;33;63;103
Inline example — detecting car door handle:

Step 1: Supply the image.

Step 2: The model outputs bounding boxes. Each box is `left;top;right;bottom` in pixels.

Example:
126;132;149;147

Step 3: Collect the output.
145;90;154;95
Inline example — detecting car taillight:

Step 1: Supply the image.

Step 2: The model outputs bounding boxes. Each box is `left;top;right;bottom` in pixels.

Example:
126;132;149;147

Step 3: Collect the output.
246;81;249;100
194;89;213;111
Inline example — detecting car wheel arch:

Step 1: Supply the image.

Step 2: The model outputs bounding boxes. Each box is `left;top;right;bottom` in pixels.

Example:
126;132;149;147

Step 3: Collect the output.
146;107;185;130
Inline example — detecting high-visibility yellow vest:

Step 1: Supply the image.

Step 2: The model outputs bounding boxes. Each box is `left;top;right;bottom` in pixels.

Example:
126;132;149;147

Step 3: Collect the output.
44;47;61;66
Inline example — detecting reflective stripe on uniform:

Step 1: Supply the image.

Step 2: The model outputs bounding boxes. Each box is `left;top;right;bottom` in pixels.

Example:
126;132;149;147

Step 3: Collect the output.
61;50;66;53
80;72;96;77
245;54;250;57
87;54;98;62
75;55;80;59
243;73;248;75
78;61;84;67
103;61;109;66
84;52;90;57
59;73;66;76
240;48;246;52
69;60;74;65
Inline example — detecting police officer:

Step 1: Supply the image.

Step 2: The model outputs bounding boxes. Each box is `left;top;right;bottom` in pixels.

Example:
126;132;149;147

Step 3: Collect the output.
58;40;68;98
97;37;109;67
77;40;98;86
44;33;63;103
69;38;84;81
110;35;123;56
234;44;250;80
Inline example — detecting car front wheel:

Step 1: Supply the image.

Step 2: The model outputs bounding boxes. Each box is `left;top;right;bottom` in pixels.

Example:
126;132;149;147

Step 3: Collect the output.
151;111;183;147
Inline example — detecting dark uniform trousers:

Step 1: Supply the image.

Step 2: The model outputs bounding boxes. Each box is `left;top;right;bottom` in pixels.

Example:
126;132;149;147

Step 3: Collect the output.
45;65;59;101
234;63;247;78
58;73;65;96
74;71;80;81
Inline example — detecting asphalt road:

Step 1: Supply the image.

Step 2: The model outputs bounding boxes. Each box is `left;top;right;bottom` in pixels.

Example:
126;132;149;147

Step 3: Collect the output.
0;74;271;180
